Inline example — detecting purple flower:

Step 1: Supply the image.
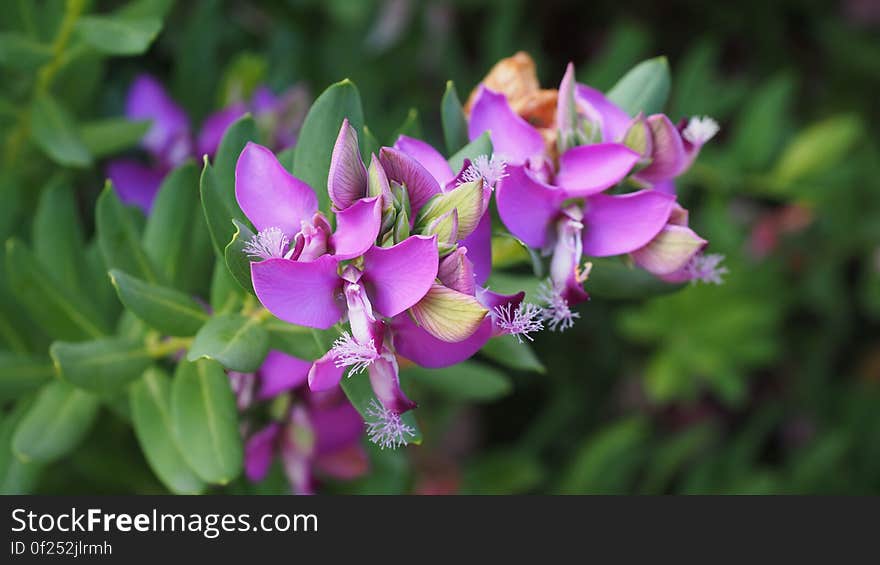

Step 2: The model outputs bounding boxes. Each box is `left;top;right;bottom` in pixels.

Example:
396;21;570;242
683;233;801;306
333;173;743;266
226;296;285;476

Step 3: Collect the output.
107;74;308;213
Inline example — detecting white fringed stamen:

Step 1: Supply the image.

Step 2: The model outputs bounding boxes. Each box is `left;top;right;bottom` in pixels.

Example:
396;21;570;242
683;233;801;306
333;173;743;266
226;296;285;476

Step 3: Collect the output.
364;399;415;450
687;253;729;285
682;116;720;145
493;302;544;343
458;155;507;188
537;281;580;332
243;227;289;260
330;332;379;375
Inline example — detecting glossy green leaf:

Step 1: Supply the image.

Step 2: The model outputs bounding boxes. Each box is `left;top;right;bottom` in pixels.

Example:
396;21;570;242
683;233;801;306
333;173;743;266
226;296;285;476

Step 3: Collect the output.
131;368;206;494
187;313;269;372
33;177;89;299
80;118;150;158
12;381;100;464
730;73;794;170
448;132;492;173
97;185;164;284
403;361;512;401
0;399;42;494
607;56;670;116
0;353;54;400
587;256;684;300
441;80;468;154
109;270;208;336
213;115;257;200
293;79;364;212
5;239;108;340
341;371;422;445
480;335;546;373
392;108;422;140
29;92;92;168
76;15;162;56
558;418;650;494
209;258;245;314
171;359;243;484
773;114;863;185
51;337;153;393
0;32;52;70
224;219;256;293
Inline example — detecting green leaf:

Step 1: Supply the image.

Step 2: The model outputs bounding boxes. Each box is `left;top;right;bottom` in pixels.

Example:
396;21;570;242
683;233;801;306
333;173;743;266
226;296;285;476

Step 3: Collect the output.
587;256;684;300
76;15;162;56
607;56;671;116
441;80;468;155
5;239;109;340
392;108;422;140
730;73;794;170
109;270;208;336
143;161;210;290
171;359;243;484
266;318;323;360
12;381;100;464
30;92;92;168
224;219;256;294
773;114;863;185
463;450;544;494
340;372;422;445
97;185;164;284
448;132;492;173
480;335;546;373
0;353;54;401
51;337;153;393
209;258;245;314
33;177;89;299
187;313;269;372
0;399;42;494
213;115;257;201
80;118;150;158
131;368;206;494
558;417;650;494
293;79;364;212
403;361;512;401
0;32;52;70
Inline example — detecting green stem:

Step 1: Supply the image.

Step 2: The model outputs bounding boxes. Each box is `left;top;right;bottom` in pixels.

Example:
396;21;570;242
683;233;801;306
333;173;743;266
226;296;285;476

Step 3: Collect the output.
147;336;194;359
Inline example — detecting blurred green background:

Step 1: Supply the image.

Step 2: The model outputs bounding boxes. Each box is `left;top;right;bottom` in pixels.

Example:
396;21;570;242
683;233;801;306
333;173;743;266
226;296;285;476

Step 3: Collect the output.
2;0;879;494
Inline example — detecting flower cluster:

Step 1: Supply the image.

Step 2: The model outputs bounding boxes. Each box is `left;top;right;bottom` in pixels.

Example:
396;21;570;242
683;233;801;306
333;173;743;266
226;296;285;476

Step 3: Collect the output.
234;52;725;453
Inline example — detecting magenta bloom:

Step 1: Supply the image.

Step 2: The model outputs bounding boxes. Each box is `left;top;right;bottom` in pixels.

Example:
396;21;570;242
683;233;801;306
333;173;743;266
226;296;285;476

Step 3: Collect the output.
237;350;367;494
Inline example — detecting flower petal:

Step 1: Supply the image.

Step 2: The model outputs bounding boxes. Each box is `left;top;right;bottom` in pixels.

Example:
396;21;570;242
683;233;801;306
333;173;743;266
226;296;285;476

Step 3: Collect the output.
437;247;476;295
361;235;439;318
576;84;631;142
635;114;687;183
408;283;489;342
582;190;675;256
556;143;640;197
394;135;454;186
244;423;280;482
415;179;487;241
368;355;416;414
460;213;492;286
495;164;563;248
257;350;312;400
378;147;441;216
392;314;492;368
106;159;164;213
197;103;247;157
251;255;343;328
126;74;192;166
310;400;365;455
307;351;346;392
314;445;369;480
468;86;545;164
235;142;319;236
328;118;368;209
330;195;382;260
631;224;707;276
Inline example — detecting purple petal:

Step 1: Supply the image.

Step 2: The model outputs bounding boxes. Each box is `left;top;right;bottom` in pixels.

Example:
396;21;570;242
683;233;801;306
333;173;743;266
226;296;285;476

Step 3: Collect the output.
635;115;687;183
495;164;563;248
460;213;492;286
392;314;492;368
245;423;280;481
251;255;343;328
197;103;247;158
576;84;631;142
393;135;454;186
361;235;439;318
250;86;278;114
313;445;369;480
378;147;441;216
556;143;640;197
235;142;319;236
437;247;476;295
328;119;368;209
126;74;192;166
106;159;165;213
368;356;416;414
477;287;525;312
257;350;312;400
468;86;545;164
582;190;675;256
307;351;346;392
330;196;382;260
631;224;707;276
654;179;677;195
310;401;365;455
